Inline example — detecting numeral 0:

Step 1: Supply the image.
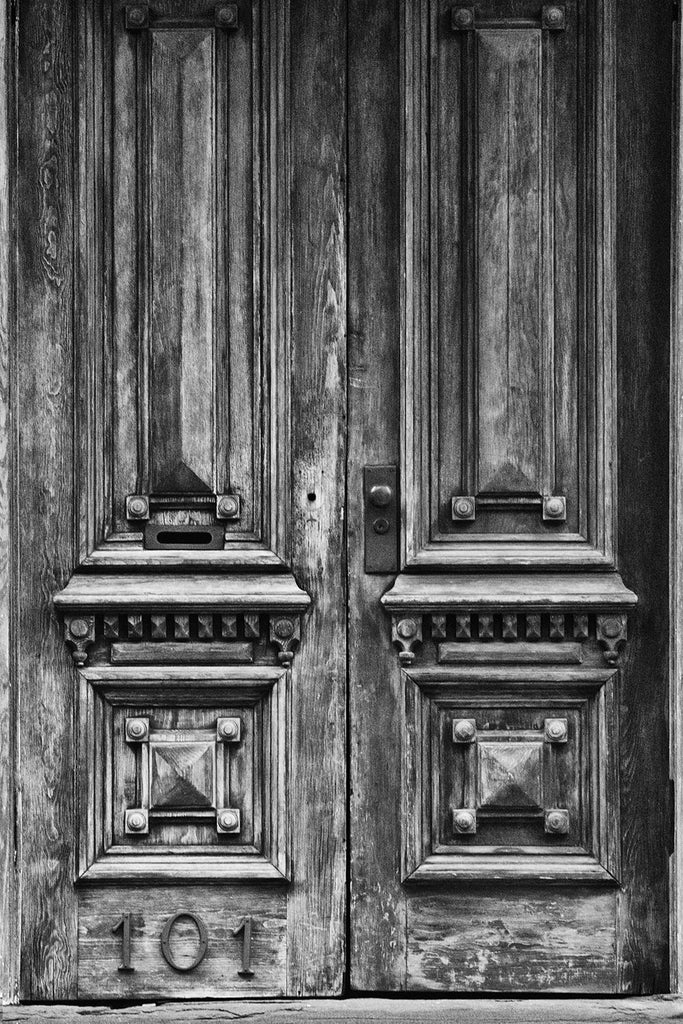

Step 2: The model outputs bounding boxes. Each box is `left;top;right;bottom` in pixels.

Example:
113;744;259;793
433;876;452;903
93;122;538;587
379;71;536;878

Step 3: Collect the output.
112;910;255;975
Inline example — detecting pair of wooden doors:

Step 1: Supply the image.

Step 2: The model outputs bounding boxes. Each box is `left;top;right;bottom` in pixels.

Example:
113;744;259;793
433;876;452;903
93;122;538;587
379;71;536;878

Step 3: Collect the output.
1;0;674;1002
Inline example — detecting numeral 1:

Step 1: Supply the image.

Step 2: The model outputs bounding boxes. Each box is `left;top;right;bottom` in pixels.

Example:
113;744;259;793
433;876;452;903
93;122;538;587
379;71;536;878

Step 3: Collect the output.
112;913;134;972
232;915;254;976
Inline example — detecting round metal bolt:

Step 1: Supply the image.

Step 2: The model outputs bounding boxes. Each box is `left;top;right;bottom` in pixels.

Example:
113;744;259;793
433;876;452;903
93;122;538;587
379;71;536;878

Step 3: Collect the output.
369;484;392;508
546;810;567;833
127;718;147;740
453;7;474;28
545;6;563;26
128;496;148;518
127;6;147;26
218;810;239;831
397;618;418;640
217;495;239;518
453;497;474;519
546;719;567;742
453;719;476;743
218;719;239;740
545;496;564;518
216;5;237;26
70;618;90;639
453;810;475;833
373;517;390;535
127;811;147;832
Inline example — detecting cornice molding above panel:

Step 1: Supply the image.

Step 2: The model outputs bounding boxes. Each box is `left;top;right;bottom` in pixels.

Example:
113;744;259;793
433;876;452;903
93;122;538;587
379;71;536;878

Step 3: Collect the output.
401;0;617;570
75;0;292;570
382;572;636;667
55;573;310;667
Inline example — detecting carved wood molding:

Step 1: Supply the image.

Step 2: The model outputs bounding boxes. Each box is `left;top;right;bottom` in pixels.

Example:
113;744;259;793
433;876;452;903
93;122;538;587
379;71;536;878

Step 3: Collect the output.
56;573;309;667
383;573;637;667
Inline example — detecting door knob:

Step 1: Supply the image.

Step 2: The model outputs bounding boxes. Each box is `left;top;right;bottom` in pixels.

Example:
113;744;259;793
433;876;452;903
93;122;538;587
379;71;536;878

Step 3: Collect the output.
369;484;393;508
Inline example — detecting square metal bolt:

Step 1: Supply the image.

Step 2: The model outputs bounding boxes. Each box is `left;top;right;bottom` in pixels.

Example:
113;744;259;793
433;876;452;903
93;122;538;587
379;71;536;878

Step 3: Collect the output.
125;716;150;743
452;718;476;744
216;494;241;520
126;494;150;520
125;808;149;835
544;808;570;834
217;717;241;743
542;5;566;30
543;495;566;520
452;808;477;834
125;4;149;30
215;4;239;29
452;496;476;521
544;718;568;744
451;6;475;30
216;808;241;834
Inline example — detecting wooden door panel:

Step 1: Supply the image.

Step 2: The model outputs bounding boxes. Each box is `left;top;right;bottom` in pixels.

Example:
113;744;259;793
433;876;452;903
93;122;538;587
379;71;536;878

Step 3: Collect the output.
402;0;612;570
77;0;291;569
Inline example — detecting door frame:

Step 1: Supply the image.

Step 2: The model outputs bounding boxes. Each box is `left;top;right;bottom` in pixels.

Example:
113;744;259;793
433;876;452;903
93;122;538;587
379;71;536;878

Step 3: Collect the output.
1;0;683;1004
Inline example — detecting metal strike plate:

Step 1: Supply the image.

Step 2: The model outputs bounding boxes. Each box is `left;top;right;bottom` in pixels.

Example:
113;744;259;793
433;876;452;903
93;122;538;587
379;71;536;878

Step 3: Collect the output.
216;808;241;834
216;717;241;743
144;523;224;550
364;466;398;574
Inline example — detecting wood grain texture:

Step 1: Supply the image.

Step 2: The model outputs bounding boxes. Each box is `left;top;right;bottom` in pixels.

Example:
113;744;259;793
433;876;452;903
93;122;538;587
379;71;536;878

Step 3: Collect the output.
288;0;346;995
16;0;77;1000
672;0;683;994
0;0;16;1004
77;885;287;999
406;889;618;993
347;0;404;991
616;0;672;993
4;997;683;1023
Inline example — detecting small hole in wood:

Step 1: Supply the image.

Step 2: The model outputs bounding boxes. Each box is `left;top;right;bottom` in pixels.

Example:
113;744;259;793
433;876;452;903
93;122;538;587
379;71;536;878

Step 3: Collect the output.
307;492;316;502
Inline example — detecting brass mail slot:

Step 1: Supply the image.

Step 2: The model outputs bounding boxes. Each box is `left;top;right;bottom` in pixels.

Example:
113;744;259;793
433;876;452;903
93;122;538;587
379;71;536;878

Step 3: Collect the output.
143;524;225;550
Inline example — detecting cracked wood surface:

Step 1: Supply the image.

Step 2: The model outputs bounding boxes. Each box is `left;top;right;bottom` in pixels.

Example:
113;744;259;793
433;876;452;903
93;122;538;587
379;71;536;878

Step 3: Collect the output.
5;997;683;1022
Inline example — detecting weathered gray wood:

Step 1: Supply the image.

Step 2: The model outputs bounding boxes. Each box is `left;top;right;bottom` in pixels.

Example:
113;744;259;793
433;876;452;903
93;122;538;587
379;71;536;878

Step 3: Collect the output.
110;642;254;664
616;0;672;992
55;574;310;613
437;642;583;665
16;0;78;1000
0;0;15;1004
6;997;683;1022
382;573;637;613
288;0;346;995
348;0;404;991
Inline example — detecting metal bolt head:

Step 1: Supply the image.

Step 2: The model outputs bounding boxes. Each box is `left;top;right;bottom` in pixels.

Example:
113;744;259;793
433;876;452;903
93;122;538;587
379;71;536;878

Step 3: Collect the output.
125;717;149;743
125;4;148;29
217;717;241;742
216;4;238;28
452;809;477;834
69;617;90;639
126;809;148;833
452;718;476;744
217;808;241;833
544;718;568;744
542;5;565;30
396;618;418;640
451;6;475;30
545;809;570;834
452;496;476;521
216;494;240;519
127;494;149;519
543;495;567;520
373;517;390;535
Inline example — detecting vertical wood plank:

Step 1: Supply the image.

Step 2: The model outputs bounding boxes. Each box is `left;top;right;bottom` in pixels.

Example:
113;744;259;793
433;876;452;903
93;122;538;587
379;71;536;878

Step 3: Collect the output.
672;0;683;994
288;0;346;996
16;0;77;999
616;0;671;993
348;0;405;991
0;0;17;1005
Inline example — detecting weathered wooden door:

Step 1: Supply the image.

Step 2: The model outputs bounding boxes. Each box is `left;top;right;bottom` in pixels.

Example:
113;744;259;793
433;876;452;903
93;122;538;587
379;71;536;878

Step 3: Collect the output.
1;0;673;1004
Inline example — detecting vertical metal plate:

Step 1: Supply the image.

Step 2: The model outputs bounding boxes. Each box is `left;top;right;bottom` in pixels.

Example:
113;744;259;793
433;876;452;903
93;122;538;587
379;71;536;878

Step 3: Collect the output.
364;466;398;573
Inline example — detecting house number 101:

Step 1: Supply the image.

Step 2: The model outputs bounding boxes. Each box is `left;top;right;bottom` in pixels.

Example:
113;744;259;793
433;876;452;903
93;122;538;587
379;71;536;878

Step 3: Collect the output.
112;912;255;975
